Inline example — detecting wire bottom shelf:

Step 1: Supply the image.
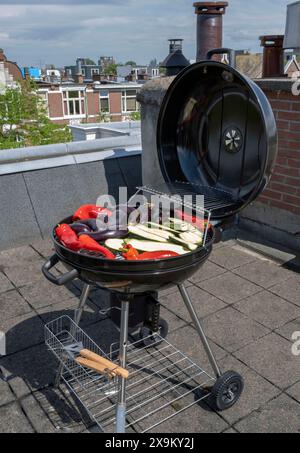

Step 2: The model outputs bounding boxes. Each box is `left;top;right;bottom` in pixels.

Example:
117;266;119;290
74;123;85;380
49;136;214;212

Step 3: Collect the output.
62;334;215;433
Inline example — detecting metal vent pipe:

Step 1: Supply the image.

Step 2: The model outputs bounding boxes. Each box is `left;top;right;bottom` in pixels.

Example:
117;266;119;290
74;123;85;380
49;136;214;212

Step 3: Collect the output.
194;2;228;61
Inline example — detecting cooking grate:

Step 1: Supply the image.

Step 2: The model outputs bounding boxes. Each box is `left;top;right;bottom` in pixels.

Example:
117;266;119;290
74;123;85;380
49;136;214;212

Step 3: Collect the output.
136;182;238;216
46;316;215;433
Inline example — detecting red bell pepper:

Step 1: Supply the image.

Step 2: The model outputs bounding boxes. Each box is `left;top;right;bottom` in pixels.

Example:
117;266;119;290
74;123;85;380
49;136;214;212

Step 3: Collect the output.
55;224;81;251
174;209;211;232
73;205;112;221
122;245;140;261
122;245;179;261
78;235;116;259
138;251;179;260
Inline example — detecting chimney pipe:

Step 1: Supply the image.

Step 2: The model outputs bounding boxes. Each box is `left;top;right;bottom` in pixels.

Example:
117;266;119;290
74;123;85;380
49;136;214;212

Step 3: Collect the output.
169;39;183;54
24;67;31;81
260;35;284;78
76;58;83;75
194;2;228;62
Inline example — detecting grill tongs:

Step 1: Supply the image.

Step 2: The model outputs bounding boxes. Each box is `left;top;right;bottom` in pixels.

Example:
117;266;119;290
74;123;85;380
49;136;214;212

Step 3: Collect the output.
65;344;129;380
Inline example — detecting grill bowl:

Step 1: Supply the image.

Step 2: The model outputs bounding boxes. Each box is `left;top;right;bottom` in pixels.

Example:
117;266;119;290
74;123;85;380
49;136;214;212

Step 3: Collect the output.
51;216;215;293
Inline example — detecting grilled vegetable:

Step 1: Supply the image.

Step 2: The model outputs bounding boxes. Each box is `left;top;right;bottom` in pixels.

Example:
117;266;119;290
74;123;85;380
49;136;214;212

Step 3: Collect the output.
128;225;169;243
130;225;199;251
135;224;170;239
105;239;126;252
80;228;129;242
73;205;112;221
138;251;179;260
122;245;140;260
78;235;116;259
69;223;92;235
174;210;211;232
179;231;203;245
55;224;81;251
124;239;188;255
121;245;179;261
147;222;175;234
76;219;99;231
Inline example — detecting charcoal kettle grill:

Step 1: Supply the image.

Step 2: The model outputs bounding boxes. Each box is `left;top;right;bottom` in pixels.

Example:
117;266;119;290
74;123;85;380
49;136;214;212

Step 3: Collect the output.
43;52;277;433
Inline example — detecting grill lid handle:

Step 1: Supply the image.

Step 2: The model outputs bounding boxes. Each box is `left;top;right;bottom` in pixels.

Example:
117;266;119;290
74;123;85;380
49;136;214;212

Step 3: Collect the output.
206;48;236;68
42;254;79;286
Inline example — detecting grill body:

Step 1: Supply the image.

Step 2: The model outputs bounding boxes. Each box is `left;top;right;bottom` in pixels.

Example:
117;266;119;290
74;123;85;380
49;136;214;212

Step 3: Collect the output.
52;217;214;294
42;58;279;433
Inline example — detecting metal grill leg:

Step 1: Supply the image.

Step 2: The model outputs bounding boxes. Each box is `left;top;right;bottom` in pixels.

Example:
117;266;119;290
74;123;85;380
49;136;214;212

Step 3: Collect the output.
54;284;92;388
74;284;91;325
115;299;130;433
178;284;222;378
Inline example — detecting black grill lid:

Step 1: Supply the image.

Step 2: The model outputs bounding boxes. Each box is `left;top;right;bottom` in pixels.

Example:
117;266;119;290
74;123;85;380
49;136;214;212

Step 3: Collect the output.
157;61;278;220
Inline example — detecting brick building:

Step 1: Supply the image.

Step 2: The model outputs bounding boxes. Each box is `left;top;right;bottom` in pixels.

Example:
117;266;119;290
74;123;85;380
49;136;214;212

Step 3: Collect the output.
0;49;23;92
37;81;141;124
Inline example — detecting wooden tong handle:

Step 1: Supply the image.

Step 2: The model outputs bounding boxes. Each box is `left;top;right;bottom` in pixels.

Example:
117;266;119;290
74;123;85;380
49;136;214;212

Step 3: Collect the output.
76;357;115;379
80;349;129;379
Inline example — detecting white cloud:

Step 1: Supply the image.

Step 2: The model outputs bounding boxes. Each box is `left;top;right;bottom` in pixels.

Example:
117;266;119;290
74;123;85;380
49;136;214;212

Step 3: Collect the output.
0;0;293;67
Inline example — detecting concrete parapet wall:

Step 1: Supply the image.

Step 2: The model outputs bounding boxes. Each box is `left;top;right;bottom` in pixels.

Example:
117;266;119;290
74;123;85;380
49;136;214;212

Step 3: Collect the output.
0;155;142;251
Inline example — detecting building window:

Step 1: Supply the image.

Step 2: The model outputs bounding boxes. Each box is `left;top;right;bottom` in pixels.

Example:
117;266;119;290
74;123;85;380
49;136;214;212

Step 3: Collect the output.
92;68;100;75
100;89;110;113
63;90;84;116
122;90;138;113
82;68;86;76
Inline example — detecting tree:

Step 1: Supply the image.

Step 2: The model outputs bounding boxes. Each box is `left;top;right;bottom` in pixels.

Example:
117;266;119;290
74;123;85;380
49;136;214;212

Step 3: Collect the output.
129;111;141;121
85;58;96;65
103;63;118;76
125;61;137;67
0;79;72;150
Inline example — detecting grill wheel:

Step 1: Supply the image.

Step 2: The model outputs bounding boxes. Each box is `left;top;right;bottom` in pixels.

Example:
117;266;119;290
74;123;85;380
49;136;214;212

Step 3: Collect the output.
211;371;244;411
139;318;169;348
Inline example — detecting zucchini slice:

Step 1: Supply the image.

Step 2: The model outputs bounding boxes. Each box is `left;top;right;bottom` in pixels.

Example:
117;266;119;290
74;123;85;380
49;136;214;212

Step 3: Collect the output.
147;222;175;234
128;225;168;243
169;235;198;251
179;231;203;245
126;239;188;255
105;239;125;251
135;224;170;240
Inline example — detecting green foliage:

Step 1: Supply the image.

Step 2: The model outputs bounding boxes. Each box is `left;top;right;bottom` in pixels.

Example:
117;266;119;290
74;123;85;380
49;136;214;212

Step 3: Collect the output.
0;80;72;150
125;61;137;67
85;58;96;65
129;111;141;121
103;63;118;76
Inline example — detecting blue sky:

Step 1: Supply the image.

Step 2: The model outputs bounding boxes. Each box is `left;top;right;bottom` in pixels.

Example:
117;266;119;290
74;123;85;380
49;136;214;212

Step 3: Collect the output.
0;0;293;67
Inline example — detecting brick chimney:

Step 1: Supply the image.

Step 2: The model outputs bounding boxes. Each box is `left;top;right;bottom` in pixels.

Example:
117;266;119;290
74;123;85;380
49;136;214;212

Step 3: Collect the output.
260;35;285;78
75;58;84;84
75;73;84;84
194;2;228;62
24;67;31;81
0;49;7;62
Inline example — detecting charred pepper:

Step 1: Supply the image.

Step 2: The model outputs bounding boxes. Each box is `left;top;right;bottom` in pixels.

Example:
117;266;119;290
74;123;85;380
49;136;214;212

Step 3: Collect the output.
78;234;116;259
73;205;112;221
55;224;81;251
